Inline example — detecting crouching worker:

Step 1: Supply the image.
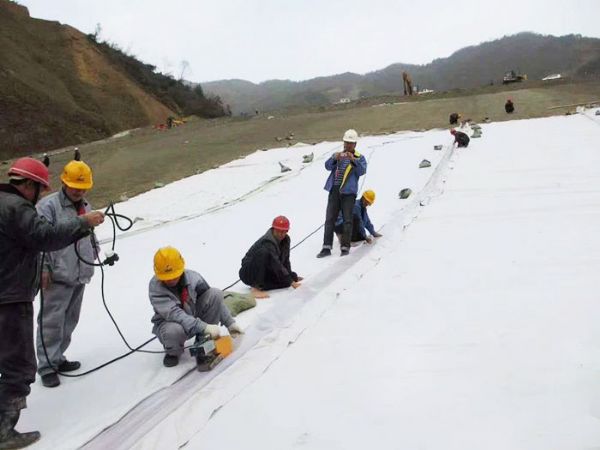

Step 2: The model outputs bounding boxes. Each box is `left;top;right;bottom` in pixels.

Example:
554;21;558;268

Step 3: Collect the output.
239;216;302;299
335;190;382;245
451;129;470;148
149;247;243;368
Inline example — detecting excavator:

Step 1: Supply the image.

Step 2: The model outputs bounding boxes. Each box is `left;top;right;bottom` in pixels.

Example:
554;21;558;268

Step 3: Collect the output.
502;70;527;84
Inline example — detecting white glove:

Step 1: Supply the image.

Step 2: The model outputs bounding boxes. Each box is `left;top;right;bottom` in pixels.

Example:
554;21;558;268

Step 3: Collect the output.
228;322;244;336
204;324;221;339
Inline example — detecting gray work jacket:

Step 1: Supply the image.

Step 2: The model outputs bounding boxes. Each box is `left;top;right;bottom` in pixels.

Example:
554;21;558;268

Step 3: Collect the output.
149;270;214;336
37;189;98;285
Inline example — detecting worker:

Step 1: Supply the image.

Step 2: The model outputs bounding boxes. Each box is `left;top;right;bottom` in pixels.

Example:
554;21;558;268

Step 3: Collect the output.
317;129;367;258
149;247;243;367
451;129;470;148
334;190;382;244
505;99;515;114
239;216;302;299
0;158;104;448
35;160;98;388
449;112;461;125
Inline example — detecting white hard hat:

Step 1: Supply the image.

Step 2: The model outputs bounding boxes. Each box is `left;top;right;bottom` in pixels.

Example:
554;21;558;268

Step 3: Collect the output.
343;129;358;143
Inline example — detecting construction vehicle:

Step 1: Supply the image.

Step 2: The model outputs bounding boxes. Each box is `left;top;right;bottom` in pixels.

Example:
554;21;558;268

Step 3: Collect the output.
502;70;527;84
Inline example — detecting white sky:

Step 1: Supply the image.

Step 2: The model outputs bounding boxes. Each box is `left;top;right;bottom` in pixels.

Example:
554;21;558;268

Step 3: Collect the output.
18;0;600;84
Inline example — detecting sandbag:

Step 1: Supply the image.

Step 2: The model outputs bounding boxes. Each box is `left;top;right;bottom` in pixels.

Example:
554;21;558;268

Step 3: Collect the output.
223;291;257;316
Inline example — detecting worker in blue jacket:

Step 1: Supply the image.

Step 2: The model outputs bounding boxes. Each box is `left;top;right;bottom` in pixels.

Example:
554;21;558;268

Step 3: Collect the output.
334;190;382;244
317;129;367;258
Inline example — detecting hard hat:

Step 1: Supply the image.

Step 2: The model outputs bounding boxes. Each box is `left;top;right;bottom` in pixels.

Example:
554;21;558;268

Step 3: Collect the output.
153;246;185;281
342;129;358;143
61;160;93;190
362;190;376;205
8;157;50;189
272;215;290;231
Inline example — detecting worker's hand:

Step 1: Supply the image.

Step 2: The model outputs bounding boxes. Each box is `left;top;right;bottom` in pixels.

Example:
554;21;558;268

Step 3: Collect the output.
41;271;51;290
291;281;302;289
228;322;244;337
83;211;105;227
365;236;373;244
334;152;343;160
346;152;355;161
204;324;221;339
373;232;383;238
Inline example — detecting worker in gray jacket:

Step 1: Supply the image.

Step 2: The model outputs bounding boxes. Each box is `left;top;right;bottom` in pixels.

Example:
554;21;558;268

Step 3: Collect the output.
0;157;104;449
149;247;243;367
36;159;99;388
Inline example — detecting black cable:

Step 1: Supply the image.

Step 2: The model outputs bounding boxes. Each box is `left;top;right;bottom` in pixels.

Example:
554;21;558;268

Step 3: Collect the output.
40;146;379;376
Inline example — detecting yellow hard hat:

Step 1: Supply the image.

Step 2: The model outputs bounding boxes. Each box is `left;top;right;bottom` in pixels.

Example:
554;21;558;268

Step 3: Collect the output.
61;160;93;190
153;246;185;281
362;190;376;205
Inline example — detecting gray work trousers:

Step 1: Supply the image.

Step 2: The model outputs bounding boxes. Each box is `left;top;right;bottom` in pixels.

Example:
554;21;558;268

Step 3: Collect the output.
155;287;234;356
36;283;85;376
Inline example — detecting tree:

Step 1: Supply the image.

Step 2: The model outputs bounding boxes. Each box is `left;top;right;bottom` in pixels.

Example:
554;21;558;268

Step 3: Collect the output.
179;60;190;81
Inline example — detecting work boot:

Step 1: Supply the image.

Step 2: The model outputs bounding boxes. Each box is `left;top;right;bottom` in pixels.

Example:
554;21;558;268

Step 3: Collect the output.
58;360;81;372
340;248;350;256
316;248;331;258
41;373;60;388
163;354;179;368
0;410;40;449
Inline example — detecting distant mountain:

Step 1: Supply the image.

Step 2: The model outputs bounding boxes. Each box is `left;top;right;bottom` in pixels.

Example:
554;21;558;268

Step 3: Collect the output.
204;32;600;114
0;0;226;159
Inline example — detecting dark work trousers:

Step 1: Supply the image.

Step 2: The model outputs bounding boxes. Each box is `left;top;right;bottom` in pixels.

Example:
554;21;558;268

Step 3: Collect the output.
322;185;356;251
0;303;36;412
239;249;291;291
335;216;364;242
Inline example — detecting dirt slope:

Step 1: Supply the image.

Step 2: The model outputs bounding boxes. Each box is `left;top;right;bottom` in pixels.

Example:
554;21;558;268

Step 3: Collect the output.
0;0;175;159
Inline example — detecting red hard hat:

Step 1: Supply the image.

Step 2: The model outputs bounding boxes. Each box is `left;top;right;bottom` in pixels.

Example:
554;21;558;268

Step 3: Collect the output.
8;157;50;188
272;215;290;231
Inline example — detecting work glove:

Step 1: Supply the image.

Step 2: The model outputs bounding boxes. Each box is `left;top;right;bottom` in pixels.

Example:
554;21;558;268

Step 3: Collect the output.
204;324;221;339
228;322;244;336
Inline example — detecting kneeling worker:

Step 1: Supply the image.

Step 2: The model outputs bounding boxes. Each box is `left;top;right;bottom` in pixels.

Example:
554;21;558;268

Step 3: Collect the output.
335;190;382;244
239;216;302;299
149;247;242;367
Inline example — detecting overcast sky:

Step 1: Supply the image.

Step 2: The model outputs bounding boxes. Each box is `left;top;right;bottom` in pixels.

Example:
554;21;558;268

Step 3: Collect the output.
18;0;600;84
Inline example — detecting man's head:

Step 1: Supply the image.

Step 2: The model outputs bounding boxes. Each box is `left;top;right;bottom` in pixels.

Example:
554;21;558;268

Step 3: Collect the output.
154;246;185;286
7;157;50;204
343;129;358;153
361;190;376;207
61;160;93;202
271;215;290;241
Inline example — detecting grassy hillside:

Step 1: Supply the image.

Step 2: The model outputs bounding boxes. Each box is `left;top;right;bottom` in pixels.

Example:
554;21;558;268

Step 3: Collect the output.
2;79;597;208
204;33;600;114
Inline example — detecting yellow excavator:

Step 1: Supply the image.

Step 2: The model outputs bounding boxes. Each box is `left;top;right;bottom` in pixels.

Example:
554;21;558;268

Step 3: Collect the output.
502;70;527;84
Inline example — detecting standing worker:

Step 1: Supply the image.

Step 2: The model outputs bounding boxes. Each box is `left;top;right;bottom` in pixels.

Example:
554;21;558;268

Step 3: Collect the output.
0;157;104;448
36;159;98;388
334;190;382;245
239;215;302;299
505;99;515;114
150;247;243;367
317;129;367;257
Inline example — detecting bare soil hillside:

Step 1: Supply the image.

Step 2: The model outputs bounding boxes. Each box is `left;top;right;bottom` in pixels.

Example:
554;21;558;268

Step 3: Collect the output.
0;0;175;159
